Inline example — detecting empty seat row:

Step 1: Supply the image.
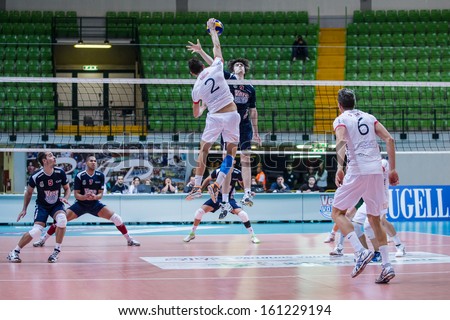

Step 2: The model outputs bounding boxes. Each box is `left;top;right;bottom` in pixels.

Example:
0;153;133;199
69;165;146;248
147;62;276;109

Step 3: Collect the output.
353;9;450;23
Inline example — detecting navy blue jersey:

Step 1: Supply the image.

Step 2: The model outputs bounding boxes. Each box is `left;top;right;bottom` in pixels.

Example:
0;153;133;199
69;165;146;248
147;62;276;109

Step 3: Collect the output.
224;71;256;125
211;167;243;198
74;170;105;206
28;167;68;208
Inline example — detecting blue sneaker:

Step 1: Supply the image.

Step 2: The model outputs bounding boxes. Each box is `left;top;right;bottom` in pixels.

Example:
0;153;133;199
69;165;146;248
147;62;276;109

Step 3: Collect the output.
371;251;382;262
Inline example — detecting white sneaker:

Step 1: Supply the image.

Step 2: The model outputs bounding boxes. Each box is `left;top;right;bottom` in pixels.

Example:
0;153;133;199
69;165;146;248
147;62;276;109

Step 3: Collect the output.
48;249;60;263
351;249;374;278
7;250;21;263
183;232;195;242
375;263;395;284
33;239;46;247
330;245;343;256
395;244;406;257
127;238;141;246
324;232;335;243
219;202;232;219
240;194;254;207
251;235;260;244
185;186;202;201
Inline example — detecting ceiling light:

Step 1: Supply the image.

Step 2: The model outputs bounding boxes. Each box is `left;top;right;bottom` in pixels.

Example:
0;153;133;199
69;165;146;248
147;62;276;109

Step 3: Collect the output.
74;40;111;49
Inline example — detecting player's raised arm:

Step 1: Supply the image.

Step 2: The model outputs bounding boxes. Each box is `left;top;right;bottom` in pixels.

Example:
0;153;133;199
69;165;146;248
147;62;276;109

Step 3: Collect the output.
187;39;213;66
207;18;223;61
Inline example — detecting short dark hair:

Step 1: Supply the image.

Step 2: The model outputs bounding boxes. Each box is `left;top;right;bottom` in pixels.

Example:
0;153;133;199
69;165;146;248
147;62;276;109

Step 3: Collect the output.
228;58;250;73
338;88;356;110
188;58;204;75
37;152;48;166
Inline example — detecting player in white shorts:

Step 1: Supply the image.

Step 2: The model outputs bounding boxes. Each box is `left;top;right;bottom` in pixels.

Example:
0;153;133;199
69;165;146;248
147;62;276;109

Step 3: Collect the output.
332;88;399;284
349;159;406;259
186;18;240;203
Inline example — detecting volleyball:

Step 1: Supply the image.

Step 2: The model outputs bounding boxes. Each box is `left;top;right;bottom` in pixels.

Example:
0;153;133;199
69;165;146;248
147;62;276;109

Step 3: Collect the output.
206;19;224;36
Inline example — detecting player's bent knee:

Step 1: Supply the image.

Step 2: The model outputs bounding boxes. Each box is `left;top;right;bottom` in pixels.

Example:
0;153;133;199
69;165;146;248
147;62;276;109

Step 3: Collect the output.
194;208;206;220
364;220;375;239
55;212;67;228
110;213;123;226
28;224;44;239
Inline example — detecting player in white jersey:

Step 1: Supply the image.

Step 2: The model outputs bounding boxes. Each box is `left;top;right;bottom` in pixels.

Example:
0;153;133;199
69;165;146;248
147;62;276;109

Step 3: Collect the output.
186;18;240;204
332;88;399;284
331;159;406;259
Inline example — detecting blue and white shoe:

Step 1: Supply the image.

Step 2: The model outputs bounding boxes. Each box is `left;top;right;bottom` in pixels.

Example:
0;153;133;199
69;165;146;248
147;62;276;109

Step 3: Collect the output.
371;251;382;262
375;263;395;284
351;249;374;278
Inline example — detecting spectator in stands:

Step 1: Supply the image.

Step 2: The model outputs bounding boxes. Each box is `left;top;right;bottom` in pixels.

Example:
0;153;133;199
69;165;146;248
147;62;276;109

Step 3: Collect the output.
110;175;129;194
183;176;196;193
283;163;299;189
128;176;141;194
303;166;317;183
291;35;309;62
255;163;267;191
138;179;157;194
160;177;177;194
298;176;320;193
268;176;290;193
315;161;328;192
251;176;265;193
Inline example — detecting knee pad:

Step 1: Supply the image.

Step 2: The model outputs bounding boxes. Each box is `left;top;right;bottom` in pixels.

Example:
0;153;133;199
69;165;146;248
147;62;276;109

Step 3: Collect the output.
194;208;206;220
352;221;364;238
110;213;123;226
364;220;375;240
28;224;44;239
55;213;67;228
237;210;249;223
219;155;234;175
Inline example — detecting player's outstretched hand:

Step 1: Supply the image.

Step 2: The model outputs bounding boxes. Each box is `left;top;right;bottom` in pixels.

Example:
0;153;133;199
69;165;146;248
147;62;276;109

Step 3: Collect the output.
186;39;202;54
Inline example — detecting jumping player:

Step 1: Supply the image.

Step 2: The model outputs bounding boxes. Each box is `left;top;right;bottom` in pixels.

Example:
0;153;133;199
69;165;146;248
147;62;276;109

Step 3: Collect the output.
185;18;241;204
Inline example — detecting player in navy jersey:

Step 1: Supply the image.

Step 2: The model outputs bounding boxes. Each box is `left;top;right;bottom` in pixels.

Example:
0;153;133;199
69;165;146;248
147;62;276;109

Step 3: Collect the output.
187;40;261;208
182;167;260;244
33;155;140;247
7;152;70;263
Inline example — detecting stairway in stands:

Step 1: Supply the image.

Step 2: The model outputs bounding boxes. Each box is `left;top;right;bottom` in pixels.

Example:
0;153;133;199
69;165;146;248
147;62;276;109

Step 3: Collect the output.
314;28;346;134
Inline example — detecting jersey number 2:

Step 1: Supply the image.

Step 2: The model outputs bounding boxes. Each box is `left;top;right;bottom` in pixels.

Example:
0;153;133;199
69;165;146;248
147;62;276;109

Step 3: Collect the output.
205;78;220;94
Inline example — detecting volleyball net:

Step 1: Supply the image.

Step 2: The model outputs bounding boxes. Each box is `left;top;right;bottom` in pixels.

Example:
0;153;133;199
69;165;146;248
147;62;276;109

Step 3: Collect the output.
0;76;449;153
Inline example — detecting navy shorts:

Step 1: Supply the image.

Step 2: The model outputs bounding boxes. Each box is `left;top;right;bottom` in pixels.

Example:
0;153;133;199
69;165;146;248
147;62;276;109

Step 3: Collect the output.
239;122;253;151
221;122;253;151
68;201;106;217
34;203;66;224
203;196;241;213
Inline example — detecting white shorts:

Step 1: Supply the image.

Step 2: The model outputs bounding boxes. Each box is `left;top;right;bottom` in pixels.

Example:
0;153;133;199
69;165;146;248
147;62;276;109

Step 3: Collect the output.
201;111;240;144
353;202;388;225
333;174;385;217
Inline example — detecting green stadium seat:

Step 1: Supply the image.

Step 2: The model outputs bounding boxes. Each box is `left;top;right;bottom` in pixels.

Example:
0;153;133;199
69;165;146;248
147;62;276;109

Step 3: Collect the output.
163;12;175;24
397;10;409;22
374;10;386;23
229;11;243;24
430;9;442;22
285;11;298;23
408;10;420;22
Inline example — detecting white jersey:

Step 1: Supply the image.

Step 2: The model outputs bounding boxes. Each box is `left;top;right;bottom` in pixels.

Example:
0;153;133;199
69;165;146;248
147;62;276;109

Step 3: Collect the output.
333;109;382;175
191;57;234;114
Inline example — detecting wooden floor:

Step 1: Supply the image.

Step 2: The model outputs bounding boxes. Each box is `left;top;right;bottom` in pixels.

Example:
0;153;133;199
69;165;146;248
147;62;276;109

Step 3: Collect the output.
1;231;449;300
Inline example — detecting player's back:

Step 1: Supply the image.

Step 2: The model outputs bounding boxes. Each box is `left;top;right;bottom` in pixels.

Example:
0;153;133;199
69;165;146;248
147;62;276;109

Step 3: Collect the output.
334;109;382;175
192;58;234;114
